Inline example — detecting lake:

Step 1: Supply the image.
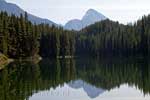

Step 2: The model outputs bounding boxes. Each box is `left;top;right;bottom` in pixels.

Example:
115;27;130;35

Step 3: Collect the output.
0;57;150;100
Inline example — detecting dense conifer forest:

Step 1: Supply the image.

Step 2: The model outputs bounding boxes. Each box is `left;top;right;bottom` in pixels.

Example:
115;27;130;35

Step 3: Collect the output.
0;12;75;59
0;11;150;59
77;17;150;57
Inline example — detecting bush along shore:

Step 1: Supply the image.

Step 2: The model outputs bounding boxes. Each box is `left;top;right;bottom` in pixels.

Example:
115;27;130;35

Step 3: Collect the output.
0;53;13;69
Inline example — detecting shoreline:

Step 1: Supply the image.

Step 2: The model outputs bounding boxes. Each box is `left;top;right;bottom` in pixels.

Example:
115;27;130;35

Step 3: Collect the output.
0;54;14;70
0;54;42;70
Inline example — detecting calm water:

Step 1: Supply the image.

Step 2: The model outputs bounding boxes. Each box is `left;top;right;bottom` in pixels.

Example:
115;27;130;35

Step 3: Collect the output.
0;57;150;100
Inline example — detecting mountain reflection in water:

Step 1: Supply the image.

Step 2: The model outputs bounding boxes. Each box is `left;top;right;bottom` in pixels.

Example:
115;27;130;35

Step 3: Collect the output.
0;57;150;100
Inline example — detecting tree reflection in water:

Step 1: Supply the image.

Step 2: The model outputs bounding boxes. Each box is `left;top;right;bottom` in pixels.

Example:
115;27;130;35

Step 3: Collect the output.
0;57;150;100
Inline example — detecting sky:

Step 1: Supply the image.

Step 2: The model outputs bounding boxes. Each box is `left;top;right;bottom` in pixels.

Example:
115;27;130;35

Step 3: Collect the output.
5;0;150;25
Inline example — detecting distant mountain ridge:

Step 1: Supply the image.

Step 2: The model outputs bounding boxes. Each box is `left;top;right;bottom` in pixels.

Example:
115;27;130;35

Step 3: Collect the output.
64;9;107;31
0;0;56;26
0;0;107;30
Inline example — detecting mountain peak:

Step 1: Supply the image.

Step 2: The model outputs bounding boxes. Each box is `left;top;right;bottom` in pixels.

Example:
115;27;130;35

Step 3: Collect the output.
83;9;106;20
64;9;107;31
86;9;98;14
81;9;107;29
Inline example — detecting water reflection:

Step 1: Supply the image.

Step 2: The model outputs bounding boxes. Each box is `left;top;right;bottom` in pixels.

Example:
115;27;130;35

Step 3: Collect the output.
69;80;105;98
0;57;150;100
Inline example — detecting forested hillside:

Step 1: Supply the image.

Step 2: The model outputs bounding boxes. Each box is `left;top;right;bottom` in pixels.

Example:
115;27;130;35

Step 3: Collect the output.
0;11;150;59
76;17;150;57
0;11;75;59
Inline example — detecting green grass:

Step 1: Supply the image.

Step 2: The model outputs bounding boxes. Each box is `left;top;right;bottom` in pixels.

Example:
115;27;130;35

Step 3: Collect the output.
0;53;8;69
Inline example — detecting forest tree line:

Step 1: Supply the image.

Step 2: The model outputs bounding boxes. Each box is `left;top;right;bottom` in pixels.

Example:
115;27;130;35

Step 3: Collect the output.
0;11;75;59
0;11;150;58
77;16;150;57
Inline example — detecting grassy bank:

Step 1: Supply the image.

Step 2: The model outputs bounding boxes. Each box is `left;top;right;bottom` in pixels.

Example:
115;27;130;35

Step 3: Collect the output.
0;54;8;63
0;54;10;70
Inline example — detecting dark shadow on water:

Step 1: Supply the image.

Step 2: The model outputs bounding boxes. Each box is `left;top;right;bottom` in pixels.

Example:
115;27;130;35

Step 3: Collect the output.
0;57;150;100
